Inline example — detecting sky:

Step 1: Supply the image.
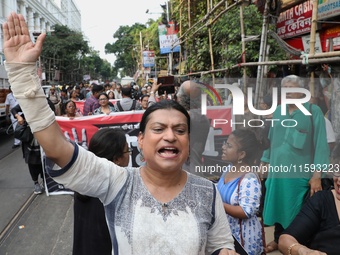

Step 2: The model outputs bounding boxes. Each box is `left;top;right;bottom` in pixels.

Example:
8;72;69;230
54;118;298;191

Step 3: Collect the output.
74;0;165;66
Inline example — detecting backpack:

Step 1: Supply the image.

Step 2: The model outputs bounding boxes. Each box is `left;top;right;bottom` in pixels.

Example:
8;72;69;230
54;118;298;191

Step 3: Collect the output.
116;100;136;111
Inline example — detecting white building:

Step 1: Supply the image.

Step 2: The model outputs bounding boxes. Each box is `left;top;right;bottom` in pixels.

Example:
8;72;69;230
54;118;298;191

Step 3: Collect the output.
0;0;81;87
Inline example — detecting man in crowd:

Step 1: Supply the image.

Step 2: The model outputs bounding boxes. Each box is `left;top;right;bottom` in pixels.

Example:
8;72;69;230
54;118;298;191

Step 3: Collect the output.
78;82;87;100
140;94;149;110
104;81;111;93
114;84;141;111
177;80;211;176
60;89;69;104
83;83;103;115
146;85;152;95
5;86;21;149
74;85;84;100
141;87;147;96
260;75;330;253
114;83;122;99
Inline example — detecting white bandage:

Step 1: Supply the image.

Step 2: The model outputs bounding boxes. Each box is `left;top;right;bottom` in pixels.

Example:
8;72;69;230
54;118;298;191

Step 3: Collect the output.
5;62;55;133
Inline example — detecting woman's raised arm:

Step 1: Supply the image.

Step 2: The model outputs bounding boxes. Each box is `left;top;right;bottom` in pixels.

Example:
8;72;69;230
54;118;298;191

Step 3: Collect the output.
3;12;74;167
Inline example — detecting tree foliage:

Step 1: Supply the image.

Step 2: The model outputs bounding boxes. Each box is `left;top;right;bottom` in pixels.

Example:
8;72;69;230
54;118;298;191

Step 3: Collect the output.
41;24;115;84
40;2;287;84
102;0;286;79
105;23;148;77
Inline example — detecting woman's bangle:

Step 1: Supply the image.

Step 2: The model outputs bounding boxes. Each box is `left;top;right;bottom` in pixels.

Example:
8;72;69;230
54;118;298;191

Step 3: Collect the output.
288;242;300;255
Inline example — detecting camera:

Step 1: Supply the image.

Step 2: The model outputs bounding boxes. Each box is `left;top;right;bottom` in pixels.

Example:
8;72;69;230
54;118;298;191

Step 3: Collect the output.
130;82;140;100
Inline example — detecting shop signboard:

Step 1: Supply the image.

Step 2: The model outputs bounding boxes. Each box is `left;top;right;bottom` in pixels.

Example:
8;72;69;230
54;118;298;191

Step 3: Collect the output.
277;0;313;39
318;0;340;20
158;21;180;54
322;26;340;51
301;33;323;53
143;51;155;68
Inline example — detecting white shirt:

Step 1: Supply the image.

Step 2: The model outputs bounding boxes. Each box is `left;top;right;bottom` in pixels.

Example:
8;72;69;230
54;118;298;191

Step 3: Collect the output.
5;92;18;110
114;90;122;99
324;117;336;143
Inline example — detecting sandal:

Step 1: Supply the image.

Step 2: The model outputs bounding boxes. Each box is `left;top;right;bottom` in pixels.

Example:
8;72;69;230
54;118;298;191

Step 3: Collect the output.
265;240;278;253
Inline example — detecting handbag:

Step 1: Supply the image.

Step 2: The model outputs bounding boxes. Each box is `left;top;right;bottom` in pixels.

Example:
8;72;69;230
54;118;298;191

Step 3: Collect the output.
26;138;42;165
14;122;33;142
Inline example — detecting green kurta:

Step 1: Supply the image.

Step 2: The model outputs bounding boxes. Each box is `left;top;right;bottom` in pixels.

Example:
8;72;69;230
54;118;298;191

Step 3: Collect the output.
261;102;329;228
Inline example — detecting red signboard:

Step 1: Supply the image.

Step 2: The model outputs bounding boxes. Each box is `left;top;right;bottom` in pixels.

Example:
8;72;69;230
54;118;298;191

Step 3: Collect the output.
285;26;340;54
277;0;313;39
322;26;340;51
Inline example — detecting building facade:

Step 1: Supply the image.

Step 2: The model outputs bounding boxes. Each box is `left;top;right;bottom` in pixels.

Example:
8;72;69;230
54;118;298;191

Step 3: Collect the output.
0;0;81;119
0;0;81;87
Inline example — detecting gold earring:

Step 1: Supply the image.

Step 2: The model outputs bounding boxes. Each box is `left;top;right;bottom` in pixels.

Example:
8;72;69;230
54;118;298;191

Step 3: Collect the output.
139;150;145;162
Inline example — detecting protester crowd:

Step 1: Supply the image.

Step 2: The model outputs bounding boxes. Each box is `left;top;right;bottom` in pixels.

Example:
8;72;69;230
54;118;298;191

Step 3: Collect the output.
3;12;340;255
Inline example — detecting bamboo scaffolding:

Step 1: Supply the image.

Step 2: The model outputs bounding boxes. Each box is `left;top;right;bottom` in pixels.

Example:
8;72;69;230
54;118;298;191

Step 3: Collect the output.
309;0;319;97
207;0;216;85
240;4;247;92
178;1;239;45
254;0;270;107
179;57;340;77
175;0;340;86
178;0;227;41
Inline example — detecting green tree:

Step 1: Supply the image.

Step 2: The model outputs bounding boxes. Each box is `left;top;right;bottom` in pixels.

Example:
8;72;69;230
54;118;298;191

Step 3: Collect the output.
105;23;147;77
41;24;90;84
103;1;286;81
41;24;116;84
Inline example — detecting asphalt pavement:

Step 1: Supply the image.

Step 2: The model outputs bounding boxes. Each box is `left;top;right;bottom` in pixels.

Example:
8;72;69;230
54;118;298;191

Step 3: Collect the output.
0;132;74;255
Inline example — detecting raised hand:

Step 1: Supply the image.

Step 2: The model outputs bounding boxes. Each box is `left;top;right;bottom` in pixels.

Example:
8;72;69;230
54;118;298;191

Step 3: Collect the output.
64;128;88;150
151;78;162;93
73;128;88;150
2;12;46;63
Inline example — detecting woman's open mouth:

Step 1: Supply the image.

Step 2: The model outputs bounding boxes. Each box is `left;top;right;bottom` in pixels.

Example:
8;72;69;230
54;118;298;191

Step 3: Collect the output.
158;147;179;157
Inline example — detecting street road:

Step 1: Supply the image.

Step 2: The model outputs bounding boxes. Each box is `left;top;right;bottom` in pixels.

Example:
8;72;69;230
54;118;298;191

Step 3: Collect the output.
0;132;73;255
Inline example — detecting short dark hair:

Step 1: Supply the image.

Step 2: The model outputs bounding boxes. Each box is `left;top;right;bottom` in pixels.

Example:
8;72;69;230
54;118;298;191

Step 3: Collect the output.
140;94;149;101
98;92;109;99
91;84;103;93
121;85;131;96
89;128;127;161
62;100;76;115
231;128;270;165
139;100;190;134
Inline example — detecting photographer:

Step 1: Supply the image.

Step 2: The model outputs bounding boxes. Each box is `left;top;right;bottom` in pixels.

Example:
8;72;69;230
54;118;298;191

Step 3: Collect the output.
131;82;141;100
114;84;142;111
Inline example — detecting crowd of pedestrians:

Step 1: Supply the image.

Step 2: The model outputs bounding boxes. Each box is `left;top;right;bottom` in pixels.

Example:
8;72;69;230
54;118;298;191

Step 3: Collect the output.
3;12;340;255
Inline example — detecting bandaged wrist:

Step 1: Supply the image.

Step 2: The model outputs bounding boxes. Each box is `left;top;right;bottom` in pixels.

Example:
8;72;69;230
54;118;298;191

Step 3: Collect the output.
5;62;55;133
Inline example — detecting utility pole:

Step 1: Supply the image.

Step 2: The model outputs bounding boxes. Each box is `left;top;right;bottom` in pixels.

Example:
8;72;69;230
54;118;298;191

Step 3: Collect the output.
140;31;144;84
166;1;173;75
